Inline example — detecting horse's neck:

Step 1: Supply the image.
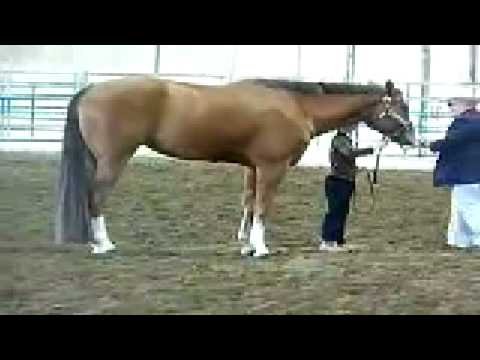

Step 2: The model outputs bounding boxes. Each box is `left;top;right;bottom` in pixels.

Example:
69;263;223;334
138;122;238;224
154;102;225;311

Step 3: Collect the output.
298;94;380;135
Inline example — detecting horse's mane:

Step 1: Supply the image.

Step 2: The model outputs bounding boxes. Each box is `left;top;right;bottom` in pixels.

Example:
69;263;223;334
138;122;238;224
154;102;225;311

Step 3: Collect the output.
244;78;323;95
318;82;386;95
243;78;387;96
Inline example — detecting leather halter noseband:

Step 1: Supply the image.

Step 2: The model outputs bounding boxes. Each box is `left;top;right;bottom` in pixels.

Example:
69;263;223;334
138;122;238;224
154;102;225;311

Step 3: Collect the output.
372;88;411;185
379;95;410;138
354;81;410;210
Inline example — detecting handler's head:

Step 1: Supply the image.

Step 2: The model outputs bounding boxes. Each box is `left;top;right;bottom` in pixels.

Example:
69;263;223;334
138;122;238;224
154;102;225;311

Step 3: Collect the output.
448;98;479;115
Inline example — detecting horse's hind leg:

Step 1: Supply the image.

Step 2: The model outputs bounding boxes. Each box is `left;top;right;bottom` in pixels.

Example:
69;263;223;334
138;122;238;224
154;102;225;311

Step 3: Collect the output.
249;161;288;257
89;154;130;254
238;166;256;255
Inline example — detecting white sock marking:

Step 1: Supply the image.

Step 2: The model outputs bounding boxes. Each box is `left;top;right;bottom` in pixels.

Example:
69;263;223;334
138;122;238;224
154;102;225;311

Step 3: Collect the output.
249;216;269;257
238;208;252;242
90;215;116;254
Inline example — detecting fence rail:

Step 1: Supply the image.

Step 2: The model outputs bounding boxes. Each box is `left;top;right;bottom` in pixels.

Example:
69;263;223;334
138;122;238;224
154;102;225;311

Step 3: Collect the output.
0;71;230;142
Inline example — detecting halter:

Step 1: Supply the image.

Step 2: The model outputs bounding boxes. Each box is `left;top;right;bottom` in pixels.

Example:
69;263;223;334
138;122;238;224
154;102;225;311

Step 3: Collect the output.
368;82;401;196
378;95;411;136
370;92;408;193
354;81;412;211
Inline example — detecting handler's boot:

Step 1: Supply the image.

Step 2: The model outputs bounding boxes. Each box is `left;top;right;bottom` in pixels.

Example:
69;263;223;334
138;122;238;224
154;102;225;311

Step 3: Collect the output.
319;241;348;252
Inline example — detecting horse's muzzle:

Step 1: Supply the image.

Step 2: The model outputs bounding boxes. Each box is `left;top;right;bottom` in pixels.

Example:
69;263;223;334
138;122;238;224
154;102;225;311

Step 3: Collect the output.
394;127;416;146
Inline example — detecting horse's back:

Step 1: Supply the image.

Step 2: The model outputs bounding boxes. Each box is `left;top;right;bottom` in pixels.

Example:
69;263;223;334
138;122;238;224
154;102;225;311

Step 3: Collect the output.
77;76;309;165
78;76;175;155
80;75;299;124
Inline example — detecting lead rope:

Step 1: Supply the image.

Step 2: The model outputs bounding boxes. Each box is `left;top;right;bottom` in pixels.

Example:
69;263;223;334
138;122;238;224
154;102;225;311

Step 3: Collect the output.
352;167;375;212
353;136;389;213
370;136;389;209
373;135;389;184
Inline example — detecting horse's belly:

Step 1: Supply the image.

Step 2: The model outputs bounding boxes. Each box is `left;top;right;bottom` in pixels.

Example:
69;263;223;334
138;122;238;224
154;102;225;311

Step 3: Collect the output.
175;141;250;165
151;125;251;165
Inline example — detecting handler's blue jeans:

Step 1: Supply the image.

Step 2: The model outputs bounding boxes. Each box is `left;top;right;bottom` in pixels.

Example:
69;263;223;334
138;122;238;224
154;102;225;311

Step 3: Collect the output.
321;175;355;245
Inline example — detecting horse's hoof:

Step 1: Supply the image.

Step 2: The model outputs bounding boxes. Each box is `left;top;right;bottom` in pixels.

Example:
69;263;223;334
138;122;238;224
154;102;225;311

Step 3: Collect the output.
253;249;270;258
242;250;255;257
240;246;255;257
90;242;117;255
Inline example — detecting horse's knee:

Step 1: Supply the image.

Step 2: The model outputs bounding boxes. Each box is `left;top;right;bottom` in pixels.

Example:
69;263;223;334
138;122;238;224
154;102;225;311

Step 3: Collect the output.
242;167;256;209
89;158;125;216
242;190;255;208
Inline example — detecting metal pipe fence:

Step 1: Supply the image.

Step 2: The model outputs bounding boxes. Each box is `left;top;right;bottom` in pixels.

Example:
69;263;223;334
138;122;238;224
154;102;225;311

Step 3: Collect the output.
0;71;227;142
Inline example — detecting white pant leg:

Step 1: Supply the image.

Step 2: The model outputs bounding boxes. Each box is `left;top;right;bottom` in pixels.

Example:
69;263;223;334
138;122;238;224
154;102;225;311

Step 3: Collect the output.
447;188;457;246
447;186;471;248
456;184;480;247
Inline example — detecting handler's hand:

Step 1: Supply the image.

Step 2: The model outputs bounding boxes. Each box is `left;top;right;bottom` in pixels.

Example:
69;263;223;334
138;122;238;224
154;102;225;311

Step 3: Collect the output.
417;139;430;148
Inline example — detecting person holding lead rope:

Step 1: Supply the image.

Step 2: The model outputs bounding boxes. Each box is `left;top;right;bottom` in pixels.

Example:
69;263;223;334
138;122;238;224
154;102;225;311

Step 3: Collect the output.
419;98;480;249
318;125;374;252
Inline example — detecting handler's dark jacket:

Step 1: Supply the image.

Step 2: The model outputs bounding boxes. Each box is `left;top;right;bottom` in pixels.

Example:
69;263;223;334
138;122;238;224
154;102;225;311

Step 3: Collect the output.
430;109;480;187
329;132;374;182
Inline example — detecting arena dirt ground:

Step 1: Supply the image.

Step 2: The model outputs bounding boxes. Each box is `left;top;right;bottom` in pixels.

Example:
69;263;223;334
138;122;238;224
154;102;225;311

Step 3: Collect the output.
2;151;480;315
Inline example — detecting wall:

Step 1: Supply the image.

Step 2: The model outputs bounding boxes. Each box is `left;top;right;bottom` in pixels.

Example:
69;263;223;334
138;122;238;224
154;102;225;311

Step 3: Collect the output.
0;45;155;73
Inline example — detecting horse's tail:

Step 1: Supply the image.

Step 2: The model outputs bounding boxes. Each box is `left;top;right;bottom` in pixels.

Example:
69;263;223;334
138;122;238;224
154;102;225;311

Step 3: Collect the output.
54;85;96;244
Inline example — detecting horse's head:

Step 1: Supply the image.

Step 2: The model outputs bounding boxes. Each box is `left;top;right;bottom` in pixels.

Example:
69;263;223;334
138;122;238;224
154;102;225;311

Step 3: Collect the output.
362;80;415;146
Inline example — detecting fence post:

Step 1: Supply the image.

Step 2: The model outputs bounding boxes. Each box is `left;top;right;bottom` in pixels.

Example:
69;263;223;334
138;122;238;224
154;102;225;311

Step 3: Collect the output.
406;82;415;146
419;45;431;157
154;45;161;74
470;45;477;98
31;85;36;138
296;45;302;80
228;45;238;83
1;97;4;139
6;72;12;137
73;72;79;92
345;45;358;148
0;72;4;139
80;71;89;87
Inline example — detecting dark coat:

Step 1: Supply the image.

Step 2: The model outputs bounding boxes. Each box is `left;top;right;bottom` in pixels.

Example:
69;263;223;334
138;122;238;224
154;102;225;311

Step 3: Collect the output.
431;109;480;186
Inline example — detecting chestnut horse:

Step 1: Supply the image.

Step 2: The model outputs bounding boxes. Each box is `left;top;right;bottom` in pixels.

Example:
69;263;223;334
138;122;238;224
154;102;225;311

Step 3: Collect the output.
54;76;414;257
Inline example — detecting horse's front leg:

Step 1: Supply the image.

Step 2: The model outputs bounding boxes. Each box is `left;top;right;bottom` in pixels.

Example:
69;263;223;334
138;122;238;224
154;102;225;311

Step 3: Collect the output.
237;167;256;255
249;161;288;258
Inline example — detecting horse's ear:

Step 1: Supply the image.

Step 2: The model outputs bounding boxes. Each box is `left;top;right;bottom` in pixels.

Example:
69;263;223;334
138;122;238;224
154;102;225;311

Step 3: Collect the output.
386;80;394;97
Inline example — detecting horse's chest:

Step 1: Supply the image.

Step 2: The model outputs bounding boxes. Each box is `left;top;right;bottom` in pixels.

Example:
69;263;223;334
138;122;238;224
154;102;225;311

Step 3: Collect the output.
289;139;310;166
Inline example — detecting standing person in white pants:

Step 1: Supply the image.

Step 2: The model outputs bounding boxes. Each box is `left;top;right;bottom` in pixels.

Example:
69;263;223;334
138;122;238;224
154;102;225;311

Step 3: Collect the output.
447;184;480;247
423;98;480;248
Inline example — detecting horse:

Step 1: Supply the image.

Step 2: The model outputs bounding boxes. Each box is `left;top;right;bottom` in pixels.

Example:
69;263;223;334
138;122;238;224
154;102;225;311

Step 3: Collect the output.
54;76;415;258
